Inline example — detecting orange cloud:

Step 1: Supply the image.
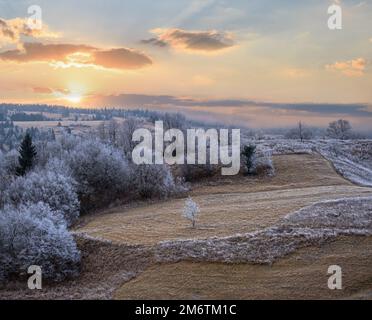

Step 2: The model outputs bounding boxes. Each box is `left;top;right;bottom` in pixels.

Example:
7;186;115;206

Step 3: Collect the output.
0;18;59;47
33;87;53;94
0;42;95;62
33;87;70;95
0;42;152;70
145;28;235;53
92;48;152;69
326;58;367;77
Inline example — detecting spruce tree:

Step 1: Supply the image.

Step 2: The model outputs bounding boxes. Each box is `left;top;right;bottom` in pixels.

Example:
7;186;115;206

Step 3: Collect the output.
241;145;256;175
16;133;37;176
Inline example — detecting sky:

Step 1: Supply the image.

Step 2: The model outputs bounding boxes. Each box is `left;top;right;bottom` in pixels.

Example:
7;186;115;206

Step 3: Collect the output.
0;0;371;129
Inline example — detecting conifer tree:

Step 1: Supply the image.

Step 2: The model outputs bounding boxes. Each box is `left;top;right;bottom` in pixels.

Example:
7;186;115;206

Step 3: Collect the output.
16;133;37;176
241;145;256;175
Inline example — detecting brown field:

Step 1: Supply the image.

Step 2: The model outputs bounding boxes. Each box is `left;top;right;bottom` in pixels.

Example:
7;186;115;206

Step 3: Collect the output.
77;154;372;245
115;236;372;300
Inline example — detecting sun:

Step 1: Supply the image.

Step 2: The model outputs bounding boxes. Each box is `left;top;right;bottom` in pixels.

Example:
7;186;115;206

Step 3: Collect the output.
65;94;82;104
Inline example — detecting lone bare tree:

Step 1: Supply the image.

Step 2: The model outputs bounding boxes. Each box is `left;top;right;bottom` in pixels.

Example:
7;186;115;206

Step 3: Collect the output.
298;121;304;142
182;197;200;228
285;121;313;142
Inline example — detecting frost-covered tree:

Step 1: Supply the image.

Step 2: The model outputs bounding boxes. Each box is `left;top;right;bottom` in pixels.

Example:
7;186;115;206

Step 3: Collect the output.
255;149;275;176
97;119;120;146
107;119;119;146
16;133;37;176
4;168;80;226
35;140;66;168
0;202;80;282
327;119;352;140
67;139;130;210
59;131;80;152
132;163;177;198
0;150;19;206
0;121;24;151
119;117;143;159
162;112;187;131
3;149;19;175
0;151;6;203
182;197;200;228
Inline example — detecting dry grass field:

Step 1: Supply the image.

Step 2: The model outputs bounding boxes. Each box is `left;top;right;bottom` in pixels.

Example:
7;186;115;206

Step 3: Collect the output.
115;236;372;300
77;154;372;245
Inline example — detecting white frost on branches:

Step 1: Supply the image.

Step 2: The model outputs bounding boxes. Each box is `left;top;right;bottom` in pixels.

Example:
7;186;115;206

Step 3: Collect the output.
182;197;200;228
4;168;80;226
0;202;80;282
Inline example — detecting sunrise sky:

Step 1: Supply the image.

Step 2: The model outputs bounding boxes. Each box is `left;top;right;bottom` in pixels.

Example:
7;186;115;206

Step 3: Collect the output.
0;0;371;128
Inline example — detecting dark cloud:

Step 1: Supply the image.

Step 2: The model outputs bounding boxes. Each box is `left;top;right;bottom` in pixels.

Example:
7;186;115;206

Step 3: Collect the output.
0;18;15;40
145;28;235;52
140;38;168;48
87;93;372;117
266;103;372;117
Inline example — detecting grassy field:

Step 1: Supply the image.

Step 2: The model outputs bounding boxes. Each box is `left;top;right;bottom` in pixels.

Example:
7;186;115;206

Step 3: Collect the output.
77;154;372;245
115;236;372;300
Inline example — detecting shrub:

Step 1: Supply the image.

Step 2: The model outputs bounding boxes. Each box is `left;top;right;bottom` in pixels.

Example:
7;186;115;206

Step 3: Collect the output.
255;150;275;176
132;163;177;198
66;139;130;211
35;140;66;168
327;119;353;140
0;202;80;282
4;168;80;226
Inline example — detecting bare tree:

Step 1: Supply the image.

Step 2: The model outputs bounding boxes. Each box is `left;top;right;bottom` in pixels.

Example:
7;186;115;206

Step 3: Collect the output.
298;121;304;142
97;121;107;141
119;117;143;159
108;119;119;146
97;119;120;146
327;119;352;140
285;121;313;142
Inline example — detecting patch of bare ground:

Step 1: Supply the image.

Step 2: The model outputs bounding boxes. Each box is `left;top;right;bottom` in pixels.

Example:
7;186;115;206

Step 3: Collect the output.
77;154;372;245
114;236;372;300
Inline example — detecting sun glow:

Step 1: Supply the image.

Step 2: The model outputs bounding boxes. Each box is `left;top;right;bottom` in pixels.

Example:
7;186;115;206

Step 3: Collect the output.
65;94;82;103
